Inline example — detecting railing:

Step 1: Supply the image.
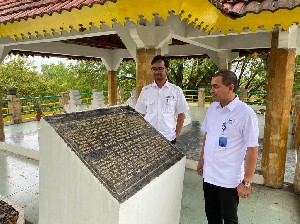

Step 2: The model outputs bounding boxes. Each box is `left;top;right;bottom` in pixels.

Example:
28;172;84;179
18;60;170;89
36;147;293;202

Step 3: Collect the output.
183;90;198;103
182;89;266;105
1;90;267;122
246;91;266;105
1;99;12;122
1;96;64;122
20;96;63;117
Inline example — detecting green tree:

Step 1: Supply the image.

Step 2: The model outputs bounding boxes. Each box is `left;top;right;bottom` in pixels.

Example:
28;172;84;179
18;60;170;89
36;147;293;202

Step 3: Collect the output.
232;54;267;92
0;55;48;97
168;59;184;88
168;58;218;90
117;60;136;91
68;60;108;92
4;54;300;100
41;60;108;94
41;62;72;94
294;56;300;92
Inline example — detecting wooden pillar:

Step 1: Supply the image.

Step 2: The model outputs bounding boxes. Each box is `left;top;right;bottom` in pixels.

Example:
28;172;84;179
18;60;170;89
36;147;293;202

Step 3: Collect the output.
0;94;4;141
261;31;296;188
293;99;300;150
198;88;205;107
108;70;117;106
136;48;160;99
227;62;232;70
291;95;300;134
294;108;300;193
294;151;300;194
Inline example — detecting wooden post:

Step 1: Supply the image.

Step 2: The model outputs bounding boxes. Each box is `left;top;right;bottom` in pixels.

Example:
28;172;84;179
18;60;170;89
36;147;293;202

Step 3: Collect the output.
293;99;300;193
291;95;300;134
293;100;300;150
108;70;117;106
294;149;300;194
136;48;160;99
261;31;296;188
0;94;4;141
198;88;205;107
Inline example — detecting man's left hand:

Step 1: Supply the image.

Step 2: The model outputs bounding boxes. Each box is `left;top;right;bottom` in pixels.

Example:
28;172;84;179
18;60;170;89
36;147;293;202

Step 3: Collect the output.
237;182;252;198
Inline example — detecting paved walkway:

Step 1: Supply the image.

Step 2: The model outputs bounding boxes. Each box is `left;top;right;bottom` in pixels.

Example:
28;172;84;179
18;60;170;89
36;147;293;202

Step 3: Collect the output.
0;105;299;223
180;169;300;224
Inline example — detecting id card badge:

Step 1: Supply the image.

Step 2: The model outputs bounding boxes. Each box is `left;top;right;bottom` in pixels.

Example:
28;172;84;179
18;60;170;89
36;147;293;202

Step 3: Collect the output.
218;135;227;150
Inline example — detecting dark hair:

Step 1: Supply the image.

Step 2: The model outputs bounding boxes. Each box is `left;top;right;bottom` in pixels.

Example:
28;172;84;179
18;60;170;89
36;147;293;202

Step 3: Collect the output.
151;55;169;68
214;70;238;92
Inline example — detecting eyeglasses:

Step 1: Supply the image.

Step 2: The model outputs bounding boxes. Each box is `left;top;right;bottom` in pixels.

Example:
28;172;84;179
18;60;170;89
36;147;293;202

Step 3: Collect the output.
151;67;165;73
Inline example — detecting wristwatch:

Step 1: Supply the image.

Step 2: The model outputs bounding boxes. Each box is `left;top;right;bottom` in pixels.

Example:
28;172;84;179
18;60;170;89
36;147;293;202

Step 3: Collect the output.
242;180;251;188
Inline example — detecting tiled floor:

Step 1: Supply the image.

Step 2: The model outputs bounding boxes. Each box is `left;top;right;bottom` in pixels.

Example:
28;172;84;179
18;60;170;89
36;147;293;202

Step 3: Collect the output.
4;121;40;151
0;105;299;224
0;150;39;223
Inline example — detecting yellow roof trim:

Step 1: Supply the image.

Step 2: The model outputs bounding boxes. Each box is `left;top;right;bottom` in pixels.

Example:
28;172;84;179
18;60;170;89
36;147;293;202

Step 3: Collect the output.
0;0;300;39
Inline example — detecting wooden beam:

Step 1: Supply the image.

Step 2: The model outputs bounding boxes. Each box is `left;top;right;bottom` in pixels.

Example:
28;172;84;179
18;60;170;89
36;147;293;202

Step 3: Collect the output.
262;31;296;188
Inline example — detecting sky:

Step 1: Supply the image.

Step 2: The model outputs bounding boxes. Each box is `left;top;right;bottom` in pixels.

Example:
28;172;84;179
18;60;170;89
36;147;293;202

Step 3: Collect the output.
30;56;72;72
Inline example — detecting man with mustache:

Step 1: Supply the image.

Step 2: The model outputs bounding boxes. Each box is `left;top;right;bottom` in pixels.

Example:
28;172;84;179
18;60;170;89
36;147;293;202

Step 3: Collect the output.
197;70;259;224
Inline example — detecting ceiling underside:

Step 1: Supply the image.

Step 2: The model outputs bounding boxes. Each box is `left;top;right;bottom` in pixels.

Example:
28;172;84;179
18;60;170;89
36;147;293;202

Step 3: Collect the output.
8;35;271;61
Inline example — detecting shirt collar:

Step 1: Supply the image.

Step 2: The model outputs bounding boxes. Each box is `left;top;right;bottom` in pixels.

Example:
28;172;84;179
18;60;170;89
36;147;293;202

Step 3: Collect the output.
151;80;170;88
216;95;239;112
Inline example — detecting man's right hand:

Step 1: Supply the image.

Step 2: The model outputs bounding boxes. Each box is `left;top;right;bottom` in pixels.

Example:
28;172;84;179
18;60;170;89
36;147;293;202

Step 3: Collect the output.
197;155;204;176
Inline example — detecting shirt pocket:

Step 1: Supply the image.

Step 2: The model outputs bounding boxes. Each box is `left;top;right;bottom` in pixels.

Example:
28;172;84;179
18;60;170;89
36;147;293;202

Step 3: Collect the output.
164;98;176;114
146;100;155;114
224;125;240;138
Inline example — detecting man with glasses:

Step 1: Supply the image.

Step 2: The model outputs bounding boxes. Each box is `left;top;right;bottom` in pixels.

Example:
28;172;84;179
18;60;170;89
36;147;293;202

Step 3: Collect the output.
135;55;189;144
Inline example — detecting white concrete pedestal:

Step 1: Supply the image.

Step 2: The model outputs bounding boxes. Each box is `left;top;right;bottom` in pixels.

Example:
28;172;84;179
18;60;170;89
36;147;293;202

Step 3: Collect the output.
39;108;186;224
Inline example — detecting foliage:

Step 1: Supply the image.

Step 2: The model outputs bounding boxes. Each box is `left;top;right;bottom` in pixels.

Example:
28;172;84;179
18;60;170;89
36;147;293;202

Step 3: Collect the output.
117;60;136;91
168;59;184;88
32;98;43;115
41;62;71;94
41;60;108;94
294;56;300;92
2;54;300;100
0;55;48;97
68;60;108;92
231;54;267;92
168;58;218;90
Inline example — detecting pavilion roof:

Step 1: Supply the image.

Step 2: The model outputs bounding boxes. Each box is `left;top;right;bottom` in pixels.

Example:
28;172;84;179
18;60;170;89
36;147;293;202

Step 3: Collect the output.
0;0;300;38
209;0;300;18
0;0;114;24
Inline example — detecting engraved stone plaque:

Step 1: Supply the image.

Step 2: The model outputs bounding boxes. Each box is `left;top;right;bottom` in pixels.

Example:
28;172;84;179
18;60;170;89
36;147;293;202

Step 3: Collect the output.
43;106;184;203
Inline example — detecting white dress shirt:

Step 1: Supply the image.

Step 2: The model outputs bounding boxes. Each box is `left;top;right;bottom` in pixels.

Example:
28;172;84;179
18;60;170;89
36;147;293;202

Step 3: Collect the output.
135;81;189;141
201;96;259;188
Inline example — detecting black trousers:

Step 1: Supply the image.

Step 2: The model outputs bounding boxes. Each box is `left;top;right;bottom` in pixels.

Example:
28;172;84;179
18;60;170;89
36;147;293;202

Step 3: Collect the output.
170;138;176;145
203;181;239;224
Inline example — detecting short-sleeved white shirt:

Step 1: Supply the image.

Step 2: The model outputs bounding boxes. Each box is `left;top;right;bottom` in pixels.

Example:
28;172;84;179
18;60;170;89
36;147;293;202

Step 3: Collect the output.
135;81;189;141
201;96;259;188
